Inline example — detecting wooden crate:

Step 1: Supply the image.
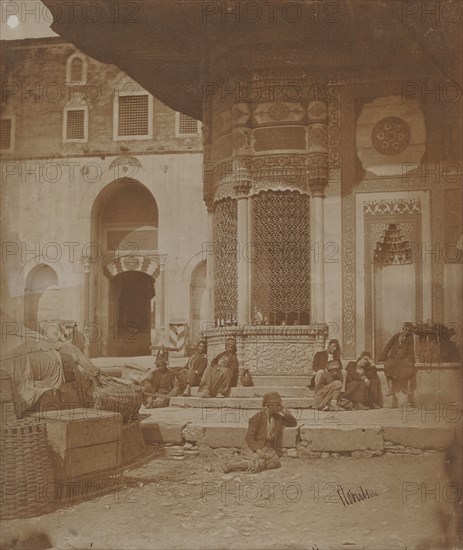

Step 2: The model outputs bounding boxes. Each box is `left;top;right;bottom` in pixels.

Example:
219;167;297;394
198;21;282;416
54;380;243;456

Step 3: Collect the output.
1;401;17;424
0;370;13;402
28;408;122;480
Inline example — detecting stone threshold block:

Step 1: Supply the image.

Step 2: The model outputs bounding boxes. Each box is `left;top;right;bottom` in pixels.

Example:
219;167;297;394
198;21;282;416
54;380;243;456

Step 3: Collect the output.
383;426;456;450
300;425;384;452
181;423;299;449
141;421;184;445
170;397;313;409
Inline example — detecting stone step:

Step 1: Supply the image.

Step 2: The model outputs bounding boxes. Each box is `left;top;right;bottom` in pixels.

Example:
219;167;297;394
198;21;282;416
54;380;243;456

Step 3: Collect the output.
250;376;311;387
189;387;312;398
140;407;456;452
169;396;314;409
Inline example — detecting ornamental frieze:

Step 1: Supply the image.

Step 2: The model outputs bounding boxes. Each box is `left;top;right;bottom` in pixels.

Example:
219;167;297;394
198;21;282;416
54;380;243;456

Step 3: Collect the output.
363;198;422;216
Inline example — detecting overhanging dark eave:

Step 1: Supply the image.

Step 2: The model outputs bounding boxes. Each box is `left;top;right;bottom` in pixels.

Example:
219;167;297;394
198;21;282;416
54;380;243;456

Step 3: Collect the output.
43;0;204;119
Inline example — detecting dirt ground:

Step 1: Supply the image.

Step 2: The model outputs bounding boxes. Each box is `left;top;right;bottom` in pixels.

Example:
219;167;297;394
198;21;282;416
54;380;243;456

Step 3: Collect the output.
1;450;461;550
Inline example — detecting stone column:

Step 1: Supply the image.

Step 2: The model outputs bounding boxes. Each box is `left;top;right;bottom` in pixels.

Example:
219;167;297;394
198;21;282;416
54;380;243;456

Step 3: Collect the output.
307;99;329;324
309;182;327;323
235;182;251;327
205;197;215;327
82;256;91;358
159;256;167;345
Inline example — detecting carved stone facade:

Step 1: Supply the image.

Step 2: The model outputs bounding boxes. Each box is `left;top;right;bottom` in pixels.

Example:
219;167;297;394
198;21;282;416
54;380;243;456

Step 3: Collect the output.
205;325;328;377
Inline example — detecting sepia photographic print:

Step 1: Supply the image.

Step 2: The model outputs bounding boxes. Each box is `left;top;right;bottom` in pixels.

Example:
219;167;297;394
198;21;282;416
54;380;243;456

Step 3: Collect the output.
0;1;462;548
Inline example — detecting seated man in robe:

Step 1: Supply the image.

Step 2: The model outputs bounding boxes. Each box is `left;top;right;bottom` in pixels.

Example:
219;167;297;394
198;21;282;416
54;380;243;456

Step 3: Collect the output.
182;340;208;396
199;337;238;398
311;360;353;411
343;353;373;410
222;392;297;473
141;354;180;408
308;339;342;390
360;352;383;409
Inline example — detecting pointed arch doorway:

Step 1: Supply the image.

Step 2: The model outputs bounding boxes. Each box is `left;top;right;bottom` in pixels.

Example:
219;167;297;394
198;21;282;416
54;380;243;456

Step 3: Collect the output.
90;178;163;357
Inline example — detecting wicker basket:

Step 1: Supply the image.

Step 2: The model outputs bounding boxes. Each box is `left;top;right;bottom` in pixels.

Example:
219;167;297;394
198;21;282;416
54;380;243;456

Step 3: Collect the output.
91;377;143;423
0;419;55;519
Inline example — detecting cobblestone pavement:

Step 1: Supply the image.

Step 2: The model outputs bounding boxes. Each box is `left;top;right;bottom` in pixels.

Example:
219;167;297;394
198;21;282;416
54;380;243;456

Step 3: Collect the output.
1;451;460;550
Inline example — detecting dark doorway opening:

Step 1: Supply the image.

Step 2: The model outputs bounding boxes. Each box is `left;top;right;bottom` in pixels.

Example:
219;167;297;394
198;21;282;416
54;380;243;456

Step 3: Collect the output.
109;271;155;356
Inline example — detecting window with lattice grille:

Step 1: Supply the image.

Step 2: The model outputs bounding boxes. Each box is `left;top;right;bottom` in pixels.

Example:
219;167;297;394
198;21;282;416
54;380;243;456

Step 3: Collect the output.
1;119;12;150
251;191;311;325
118;95;149;137
178;113;199;135
70;58;83;82
66;110;85;140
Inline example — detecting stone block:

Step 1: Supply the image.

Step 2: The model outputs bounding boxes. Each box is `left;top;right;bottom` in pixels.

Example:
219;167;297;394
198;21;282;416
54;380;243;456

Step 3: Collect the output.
202;425;247;448
383;426;455;449
300;426;384;452
282;426;299;448
142;422;184;445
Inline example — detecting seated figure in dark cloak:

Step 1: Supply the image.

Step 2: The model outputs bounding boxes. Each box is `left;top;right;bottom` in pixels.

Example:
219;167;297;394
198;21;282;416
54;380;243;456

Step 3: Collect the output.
199;337;238;398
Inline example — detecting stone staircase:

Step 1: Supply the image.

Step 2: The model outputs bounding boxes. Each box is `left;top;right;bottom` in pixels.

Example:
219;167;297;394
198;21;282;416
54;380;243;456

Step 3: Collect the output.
170;384;314;409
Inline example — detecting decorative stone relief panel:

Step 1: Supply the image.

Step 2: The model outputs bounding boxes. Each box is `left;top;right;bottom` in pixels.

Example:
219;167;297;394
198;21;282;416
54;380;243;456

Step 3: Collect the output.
254;102;305;125
244;341;311;376
355;96;426;177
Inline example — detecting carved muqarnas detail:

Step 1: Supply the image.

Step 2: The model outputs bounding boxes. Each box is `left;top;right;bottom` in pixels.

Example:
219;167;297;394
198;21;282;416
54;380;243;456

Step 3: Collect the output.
372;117;410;156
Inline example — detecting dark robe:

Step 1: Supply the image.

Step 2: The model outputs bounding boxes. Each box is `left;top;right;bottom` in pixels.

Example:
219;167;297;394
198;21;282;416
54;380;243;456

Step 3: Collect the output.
199;351;239;397
312;350;342;372
240;407;297;471
363;362;383;407
184;351;208;386
380;332;416;393
343;361;368;405
246;408;297;453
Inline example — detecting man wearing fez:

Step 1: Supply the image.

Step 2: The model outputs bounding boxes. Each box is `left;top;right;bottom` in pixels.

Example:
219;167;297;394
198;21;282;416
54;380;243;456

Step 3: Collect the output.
199;337;239;398
380;322;416;407
141;353;180;408
311;360;353;411
182;339;208;397
222;392;297;473
308;338;342;390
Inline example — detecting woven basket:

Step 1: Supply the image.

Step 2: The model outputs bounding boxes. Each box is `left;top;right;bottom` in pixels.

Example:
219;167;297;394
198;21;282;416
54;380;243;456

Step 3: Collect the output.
0;419;55;519
91;377;143;423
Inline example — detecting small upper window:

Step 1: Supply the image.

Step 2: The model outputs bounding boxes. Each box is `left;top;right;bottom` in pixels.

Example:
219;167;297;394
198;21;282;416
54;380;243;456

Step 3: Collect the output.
63;99;88;143
66;53;87;85
0;117;14;151
113;74;153;140
118;95;149;136
176;112;201;136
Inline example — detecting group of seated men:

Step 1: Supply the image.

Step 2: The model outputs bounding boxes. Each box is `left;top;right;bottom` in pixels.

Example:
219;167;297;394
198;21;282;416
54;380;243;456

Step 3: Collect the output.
140;337;238;408
141;336;383;412
310;339;383;411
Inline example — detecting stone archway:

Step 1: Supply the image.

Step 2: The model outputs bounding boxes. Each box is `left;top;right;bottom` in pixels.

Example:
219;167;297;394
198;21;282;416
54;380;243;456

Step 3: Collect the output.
190;260;207;346
90;179;160;356
24;264;60;330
